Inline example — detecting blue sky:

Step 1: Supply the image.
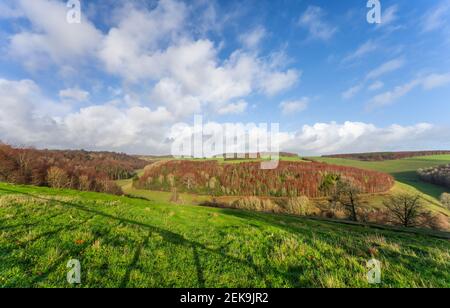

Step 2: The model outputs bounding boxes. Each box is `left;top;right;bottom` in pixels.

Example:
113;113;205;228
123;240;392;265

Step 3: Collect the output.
0;0;450;155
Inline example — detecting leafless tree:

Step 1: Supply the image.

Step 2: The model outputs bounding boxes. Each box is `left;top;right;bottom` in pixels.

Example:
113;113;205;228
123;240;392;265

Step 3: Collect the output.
383;194;424;227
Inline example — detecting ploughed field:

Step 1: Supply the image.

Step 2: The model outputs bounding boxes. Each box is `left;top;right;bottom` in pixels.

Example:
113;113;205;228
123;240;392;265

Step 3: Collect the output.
0;183;449;288
134;160;395;198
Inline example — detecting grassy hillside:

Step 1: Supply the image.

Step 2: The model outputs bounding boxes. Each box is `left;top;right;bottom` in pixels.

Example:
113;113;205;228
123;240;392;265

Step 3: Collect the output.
313;155;450;200
0;182;449;288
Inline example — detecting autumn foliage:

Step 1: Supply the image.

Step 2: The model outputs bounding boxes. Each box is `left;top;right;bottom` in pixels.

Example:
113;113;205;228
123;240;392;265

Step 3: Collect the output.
323;151;450;161
135;160;394;198
0;144;147;195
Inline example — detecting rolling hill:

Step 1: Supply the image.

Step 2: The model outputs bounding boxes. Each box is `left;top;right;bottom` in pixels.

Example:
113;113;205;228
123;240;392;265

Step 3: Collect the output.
1;182;449;288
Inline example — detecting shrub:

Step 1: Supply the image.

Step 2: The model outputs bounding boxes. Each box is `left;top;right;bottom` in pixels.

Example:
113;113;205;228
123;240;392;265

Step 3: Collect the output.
440;193;450;209
98;180;123;196
232;197;281;213
284;196;312;215
419;212;449;231
47;167;69;189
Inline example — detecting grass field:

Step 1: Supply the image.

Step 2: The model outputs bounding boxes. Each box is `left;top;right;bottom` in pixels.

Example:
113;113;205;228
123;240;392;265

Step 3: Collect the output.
123;155;450;216
0;182;449;288
312;155;450;198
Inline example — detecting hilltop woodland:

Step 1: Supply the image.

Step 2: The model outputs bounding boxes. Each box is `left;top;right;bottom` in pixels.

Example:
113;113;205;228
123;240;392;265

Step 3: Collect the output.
135;160;394;198
0;144;147;194
323;151;450;161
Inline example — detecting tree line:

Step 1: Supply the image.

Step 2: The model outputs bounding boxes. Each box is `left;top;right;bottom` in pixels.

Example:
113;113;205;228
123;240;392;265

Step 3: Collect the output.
0;144;148;195
323;151;450;161
417;164;450;189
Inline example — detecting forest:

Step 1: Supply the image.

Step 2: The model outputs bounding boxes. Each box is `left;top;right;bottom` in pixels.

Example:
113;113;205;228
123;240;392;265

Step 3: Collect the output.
134;160;395;198
418;164;450;189
322;151;450;161
0;143;148;194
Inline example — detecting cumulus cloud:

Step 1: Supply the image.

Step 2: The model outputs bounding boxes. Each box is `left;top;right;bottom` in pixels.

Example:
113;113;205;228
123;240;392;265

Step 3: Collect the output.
298;6;337;41
8;0;102;70
97;1;299;116
59;87;90;102
280;98;309;115
1;78;448;156
2;0;300;122
0;78;173;154
282;122;445;156
217;100;248;115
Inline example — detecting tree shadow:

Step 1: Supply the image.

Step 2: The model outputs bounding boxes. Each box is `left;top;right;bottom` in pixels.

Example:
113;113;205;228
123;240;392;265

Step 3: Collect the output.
0;187;303;287
1;215;96;256
0;211;67;231
120;231;151;288
391;171;448;199
192;246;205;287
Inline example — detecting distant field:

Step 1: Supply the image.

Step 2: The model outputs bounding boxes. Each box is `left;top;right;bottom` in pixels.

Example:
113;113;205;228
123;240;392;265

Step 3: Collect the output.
312;155;450;201
1;182;449;288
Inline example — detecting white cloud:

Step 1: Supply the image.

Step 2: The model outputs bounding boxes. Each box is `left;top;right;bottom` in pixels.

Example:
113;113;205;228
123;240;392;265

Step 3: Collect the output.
368;81;384;91
0;78;173;154
282;122;442;156
8;0;102;70
421;73;450;90
368;79;420;108
422;1;450;32
239;26;266;49
98;2;299;115
368;72;450;108
366;58;405;80
280;98;309;115
4;0;300;121
1;78;448;156
343;40;378;63
0;1;23;18
298;6;337;41
217;100;248;115
59;87;90;102
342;84;363;100
378;5;399;27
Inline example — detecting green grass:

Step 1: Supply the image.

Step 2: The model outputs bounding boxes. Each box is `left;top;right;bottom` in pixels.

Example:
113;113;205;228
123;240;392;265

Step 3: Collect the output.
0;182;449;288
313;155;450;200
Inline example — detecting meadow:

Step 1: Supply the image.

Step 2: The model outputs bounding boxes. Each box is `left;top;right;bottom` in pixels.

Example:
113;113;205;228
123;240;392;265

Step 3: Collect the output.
1;182;449;288
312;155;450;200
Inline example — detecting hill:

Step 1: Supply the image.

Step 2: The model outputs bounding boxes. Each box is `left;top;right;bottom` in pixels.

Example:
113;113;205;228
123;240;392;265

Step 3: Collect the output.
322;151;450;161
135;160;394;198
312;155;450;202
0;182;449;288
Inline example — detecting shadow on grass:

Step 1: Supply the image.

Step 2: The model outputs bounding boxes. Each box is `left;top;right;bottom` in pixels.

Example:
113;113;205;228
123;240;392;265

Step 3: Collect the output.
0;186;301;287
120;231;151;288
391;171;448;199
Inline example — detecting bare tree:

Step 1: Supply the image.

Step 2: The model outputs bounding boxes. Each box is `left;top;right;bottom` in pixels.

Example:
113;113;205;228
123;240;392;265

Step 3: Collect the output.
383;194;424;227
335;178;362;222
